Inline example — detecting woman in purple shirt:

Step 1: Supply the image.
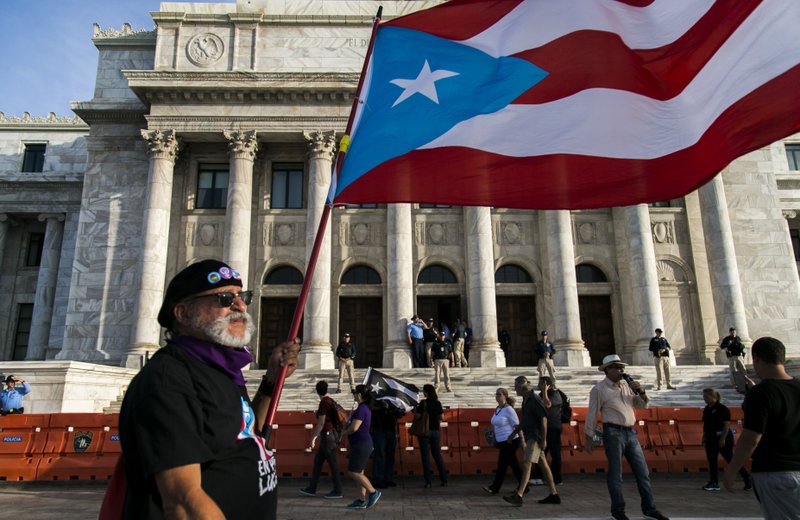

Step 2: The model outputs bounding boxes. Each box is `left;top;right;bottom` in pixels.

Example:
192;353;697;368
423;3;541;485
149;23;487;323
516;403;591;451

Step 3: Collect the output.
341;385;382;509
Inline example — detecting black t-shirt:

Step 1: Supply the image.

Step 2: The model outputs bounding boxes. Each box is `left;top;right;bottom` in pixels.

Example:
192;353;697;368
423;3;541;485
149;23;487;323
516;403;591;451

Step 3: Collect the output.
742;378;800;472
702;402;732;436
119;343;278;519
418;399;444;431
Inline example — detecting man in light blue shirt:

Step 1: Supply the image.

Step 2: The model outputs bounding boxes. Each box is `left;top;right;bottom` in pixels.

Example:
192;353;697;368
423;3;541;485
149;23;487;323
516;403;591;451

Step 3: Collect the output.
406;315;426;368
0;375;31;414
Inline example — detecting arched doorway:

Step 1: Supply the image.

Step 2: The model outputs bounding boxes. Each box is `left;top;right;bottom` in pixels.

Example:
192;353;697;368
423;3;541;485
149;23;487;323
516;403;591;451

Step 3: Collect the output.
576;264;615;365
339;265;383;369
415;264;460;335
495;264;537;366
258;265;303;368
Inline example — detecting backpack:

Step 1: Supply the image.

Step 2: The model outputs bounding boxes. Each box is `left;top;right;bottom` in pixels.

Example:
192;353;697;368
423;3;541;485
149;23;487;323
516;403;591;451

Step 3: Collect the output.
327;397;350;442
557;389;572;424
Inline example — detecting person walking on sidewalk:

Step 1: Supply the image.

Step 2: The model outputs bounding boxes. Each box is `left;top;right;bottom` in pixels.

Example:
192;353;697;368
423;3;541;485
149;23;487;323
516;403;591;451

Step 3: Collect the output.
484;387;523;496
503;376;560;507
341;385;381;510
649;328;676;390
584;354;669;520
335;333;356;393
416;384;449;488
299;381;344;499
700;388;751;492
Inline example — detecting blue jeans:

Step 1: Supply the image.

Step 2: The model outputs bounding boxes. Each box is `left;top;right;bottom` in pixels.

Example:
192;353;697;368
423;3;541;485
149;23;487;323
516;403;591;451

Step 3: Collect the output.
602;425;658;516
418;430;447;484
412;338;425;368
371;430;397;483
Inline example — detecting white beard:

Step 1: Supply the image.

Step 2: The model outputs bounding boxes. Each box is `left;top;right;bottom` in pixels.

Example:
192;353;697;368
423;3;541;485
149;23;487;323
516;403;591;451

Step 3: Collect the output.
193;311;255;348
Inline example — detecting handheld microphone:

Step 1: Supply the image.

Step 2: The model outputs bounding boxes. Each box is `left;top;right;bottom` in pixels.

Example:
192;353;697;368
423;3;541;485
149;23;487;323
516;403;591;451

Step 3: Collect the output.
621;373;643;395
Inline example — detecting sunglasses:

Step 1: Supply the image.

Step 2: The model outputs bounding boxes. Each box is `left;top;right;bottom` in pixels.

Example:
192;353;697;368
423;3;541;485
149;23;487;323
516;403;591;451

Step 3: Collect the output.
185;290;253;308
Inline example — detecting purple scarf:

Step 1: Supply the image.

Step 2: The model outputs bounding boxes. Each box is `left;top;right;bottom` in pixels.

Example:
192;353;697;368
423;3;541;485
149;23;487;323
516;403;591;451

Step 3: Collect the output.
172;335;253;386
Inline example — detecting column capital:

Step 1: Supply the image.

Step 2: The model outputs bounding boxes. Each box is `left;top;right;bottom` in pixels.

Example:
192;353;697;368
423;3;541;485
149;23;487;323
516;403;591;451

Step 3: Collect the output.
37;213;66;223
303;130;336;160
141;129;179;162
782;210;797;220
223;129;258;161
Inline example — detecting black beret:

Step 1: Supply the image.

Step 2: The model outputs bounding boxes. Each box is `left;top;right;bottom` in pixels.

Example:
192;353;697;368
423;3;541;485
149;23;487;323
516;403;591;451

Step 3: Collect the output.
157;259;243;329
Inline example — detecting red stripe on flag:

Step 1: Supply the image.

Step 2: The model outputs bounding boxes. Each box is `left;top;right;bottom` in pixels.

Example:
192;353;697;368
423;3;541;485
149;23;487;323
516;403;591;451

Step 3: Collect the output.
614;0;656;6
336;65;800;210
513;0;759;104
383;0;523;41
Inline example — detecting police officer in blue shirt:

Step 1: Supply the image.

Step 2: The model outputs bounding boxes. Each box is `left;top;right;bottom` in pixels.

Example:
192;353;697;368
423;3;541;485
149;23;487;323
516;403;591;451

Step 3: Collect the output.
0;375;31;415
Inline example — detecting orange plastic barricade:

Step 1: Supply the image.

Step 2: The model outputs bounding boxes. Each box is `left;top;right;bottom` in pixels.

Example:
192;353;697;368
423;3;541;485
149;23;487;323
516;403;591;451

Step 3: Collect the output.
37;413;118;480
271;411;316;477
0;414;50;480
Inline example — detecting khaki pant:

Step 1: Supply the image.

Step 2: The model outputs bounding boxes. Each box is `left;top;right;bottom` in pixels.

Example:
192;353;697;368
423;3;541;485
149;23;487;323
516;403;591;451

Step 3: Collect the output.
338;358;355;391
453;338;468;367
537;356;556;384
433;358;451;391
424;341;434;367
654;356;671;389
728;355;745;386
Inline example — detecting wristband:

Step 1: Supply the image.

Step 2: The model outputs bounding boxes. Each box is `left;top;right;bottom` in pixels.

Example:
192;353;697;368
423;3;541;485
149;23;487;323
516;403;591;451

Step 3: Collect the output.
258;376;276;397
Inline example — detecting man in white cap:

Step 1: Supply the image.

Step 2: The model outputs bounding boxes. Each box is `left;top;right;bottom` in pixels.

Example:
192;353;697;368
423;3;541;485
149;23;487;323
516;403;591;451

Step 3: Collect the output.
584;354;669;520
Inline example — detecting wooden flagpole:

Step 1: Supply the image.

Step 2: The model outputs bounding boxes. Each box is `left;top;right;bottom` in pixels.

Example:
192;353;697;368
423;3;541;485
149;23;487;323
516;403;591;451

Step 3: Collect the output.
263;6;384;439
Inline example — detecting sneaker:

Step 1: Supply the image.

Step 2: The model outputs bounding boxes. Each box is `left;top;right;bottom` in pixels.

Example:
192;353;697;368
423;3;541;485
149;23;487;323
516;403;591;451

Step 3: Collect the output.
503;493;523;507
667;385;677;390
483;486;498;495
324;491;343;499
335;389;341;393
538;493;561;504
530;478;545;486
611;513;630;520
366;490;382;508
346;499;366;509
644;511;670;520
702;482;720;491
298;488;316;497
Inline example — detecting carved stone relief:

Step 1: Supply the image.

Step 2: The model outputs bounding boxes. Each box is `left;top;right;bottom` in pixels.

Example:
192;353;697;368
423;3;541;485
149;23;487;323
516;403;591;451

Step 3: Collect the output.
502;222;522;245
656;260;687;282
186;222;221;246
577;222;596;244
428;223;445;244
187;33;225;67
652;221;675;244
266;222;302;246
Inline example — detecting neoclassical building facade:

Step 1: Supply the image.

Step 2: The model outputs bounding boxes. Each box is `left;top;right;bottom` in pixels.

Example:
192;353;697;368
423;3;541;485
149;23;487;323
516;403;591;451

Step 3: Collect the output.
1;0;799;376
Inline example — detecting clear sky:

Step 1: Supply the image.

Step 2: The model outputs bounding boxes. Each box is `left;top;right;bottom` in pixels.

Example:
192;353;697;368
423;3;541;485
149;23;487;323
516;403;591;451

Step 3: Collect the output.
0;0;220;118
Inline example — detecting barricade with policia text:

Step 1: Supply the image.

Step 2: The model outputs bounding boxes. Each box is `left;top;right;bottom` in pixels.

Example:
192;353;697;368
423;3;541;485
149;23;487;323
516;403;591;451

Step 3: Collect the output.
0;407;746;480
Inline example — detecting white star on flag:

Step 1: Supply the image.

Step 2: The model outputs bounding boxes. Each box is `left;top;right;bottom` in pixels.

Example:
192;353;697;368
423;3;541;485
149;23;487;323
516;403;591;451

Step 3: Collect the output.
390;59;459;107
370;382;382;394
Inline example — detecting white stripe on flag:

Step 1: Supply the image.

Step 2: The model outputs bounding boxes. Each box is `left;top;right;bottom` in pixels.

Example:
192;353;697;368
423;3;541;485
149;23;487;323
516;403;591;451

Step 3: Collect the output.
460;0;715;57
384;376;419;402
423;0;800;160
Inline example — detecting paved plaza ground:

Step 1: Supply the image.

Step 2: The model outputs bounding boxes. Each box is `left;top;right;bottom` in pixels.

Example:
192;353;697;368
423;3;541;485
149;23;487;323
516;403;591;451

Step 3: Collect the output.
0;473;764;519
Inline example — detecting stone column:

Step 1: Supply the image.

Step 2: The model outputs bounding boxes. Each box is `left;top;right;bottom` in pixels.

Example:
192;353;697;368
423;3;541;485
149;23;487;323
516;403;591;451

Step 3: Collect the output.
385;203;414;368
464;206;504;367
545;210;590;367
126;130;179;368
299;130;336;369
699;174;751;363
223;130;258;286
25;214;65;360
624;204;666;365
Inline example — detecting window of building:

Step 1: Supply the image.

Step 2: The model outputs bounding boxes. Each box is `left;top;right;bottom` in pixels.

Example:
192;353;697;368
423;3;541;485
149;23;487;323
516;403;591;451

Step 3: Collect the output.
575;264;608;283
418;265;457;284
419;204;451;208
25;232;44;267
345;204;378;209
649;201;672;208
264;266;304;285
787;144;800;170
341;265;381;284
21;143;46;172
790;228;800;261
197;164;229;209
13;304;33;361
495;264;533;283
271;165;304;209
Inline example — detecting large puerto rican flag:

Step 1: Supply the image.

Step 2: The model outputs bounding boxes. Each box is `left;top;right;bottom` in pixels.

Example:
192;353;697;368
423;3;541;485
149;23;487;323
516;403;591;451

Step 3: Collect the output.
332;0;800;210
